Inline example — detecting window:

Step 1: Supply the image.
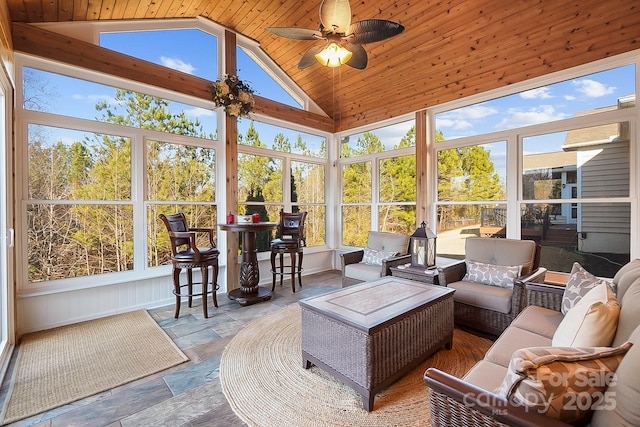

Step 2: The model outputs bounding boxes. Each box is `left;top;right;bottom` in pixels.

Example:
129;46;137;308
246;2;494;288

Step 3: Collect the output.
340;120;416;246
436;141;507;257
435;65;635;139
18;59;221;289
237;47;302;108
237;119;328;251
22;67;218;138
433;64;635;272
27;125;134;281
520;120;631;276
146;140;217;267
100;28;218;82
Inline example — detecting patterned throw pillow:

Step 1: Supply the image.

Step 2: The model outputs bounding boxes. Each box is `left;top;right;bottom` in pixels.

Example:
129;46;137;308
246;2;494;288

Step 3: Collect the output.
495;342;632;425
562;262;615;315
362;247;397;265
463;260;521;288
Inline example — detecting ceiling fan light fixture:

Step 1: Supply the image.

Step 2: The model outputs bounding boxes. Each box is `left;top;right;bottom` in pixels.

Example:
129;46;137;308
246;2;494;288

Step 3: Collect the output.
314;42;352;67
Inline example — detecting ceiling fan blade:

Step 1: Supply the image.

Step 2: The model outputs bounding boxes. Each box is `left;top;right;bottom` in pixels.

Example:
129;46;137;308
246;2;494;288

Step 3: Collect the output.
347;19;405;44
319;0;351;34
265;27;323;40
298;45;325;69
343;43;368;69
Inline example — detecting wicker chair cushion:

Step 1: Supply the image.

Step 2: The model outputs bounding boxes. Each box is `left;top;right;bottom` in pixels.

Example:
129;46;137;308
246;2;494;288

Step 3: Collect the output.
612;258;640;300
460;359;507;392
495;342;631;425
552;283;620;347
591;326;640;427
484;326;552;367
448;281;513;314
463;260;521;288
343;263;385;282
562;262;614;315
362;247;397;265
465;237;537;276
366;231;409;255
612;278;640;347
509;305;565;339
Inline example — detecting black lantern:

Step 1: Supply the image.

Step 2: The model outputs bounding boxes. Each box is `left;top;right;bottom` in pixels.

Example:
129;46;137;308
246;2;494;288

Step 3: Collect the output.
410;221;437;269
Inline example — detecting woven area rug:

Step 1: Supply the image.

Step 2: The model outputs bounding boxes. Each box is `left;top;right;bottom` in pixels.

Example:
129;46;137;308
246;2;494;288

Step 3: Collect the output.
220;304;492;426
0;310;188;425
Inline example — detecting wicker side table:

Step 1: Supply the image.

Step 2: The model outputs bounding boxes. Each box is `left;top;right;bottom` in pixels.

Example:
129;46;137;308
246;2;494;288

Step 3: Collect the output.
299;277;455;411
390;265;441;284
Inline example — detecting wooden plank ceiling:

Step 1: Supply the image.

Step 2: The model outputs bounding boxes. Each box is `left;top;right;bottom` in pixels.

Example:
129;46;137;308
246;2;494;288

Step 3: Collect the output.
6;0;640;132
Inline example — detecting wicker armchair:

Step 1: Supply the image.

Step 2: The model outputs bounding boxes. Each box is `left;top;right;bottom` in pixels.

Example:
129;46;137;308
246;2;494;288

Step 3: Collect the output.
340;231;410;287
438;238;546;336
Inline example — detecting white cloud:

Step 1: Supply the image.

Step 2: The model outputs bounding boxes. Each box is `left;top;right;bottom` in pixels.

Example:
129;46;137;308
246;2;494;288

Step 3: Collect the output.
451;104;498;120
520;87;553;99
572;79;616;98
71;93;118;105
437;104;497;130
184;107;214;118
564;94;576;101
495;105;568;130
436;118;473;130
160;56;196;74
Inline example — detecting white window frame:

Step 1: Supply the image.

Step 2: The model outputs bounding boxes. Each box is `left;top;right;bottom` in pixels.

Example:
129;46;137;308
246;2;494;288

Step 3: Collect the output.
427;51;640;258
337;114;417;248
15;54;224;296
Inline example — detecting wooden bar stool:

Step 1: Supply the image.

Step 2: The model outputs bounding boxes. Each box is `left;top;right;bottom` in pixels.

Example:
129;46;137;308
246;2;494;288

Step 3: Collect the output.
159;213;220;318
270;211;307;293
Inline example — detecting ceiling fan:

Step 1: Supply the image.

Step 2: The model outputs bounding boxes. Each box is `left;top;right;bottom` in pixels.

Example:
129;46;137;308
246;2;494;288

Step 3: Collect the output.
265;0;405;70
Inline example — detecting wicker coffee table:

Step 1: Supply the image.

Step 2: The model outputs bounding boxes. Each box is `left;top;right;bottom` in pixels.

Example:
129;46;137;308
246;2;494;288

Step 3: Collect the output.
299;276;454;411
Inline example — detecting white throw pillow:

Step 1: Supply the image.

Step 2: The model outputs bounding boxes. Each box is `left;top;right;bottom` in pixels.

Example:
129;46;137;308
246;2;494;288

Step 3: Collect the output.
362;247;397;265
463;260;521;288
552;282;620;347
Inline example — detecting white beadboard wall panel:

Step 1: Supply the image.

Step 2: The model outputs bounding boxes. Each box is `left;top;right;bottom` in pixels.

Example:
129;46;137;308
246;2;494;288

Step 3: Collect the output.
16;275;174;335
16;250;336;335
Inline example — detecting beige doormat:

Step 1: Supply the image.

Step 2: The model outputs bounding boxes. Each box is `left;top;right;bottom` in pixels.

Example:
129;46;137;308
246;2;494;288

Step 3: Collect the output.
0;310;188;425
220;304;492;426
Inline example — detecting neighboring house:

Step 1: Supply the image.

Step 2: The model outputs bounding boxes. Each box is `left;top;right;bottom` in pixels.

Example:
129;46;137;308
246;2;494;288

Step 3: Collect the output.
522;95;634;253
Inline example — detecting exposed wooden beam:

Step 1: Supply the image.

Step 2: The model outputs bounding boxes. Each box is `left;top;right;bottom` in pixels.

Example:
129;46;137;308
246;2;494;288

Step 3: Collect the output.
224;30;239;294
11;22;333;132
415;110;427;227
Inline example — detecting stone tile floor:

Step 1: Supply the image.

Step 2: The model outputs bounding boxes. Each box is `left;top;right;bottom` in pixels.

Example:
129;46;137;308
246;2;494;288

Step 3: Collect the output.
1;270;343;427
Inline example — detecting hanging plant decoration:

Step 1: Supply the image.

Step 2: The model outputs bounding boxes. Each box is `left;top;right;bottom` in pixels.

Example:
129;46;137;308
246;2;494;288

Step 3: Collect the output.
211;74;255;117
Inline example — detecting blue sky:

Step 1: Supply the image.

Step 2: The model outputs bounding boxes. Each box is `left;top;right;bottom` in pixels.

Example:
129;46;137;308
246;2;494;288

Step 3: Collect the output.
25;29;635;163
436;65;635;142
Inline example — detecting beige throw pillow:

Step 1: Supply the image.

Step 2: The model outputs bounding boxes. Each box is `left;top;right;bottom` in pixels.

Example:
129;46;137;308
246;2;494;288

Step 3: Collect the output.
553;282;620;347
494;342;632;425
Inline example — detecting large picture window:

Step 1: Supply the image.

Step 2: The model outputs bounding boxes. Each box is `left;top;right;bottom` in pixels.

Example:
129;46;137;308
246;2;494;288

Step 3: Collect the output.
19;60;221;289
27;125;133;282
340;120;416;246
237;119;328;251
433;65;635;274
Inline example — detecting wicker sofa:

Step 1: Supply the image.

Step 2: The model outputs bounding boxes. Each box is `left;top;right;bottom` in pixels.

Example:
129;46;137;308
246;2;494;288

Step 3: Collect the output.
438;237;546;336
425;259;640;427
340;231;410;287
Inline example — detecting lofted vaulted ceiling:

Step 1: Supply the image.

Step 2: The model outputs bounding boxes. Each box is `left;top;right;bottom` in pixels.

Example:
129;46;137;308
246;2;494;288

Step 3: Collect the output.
5;0;640;132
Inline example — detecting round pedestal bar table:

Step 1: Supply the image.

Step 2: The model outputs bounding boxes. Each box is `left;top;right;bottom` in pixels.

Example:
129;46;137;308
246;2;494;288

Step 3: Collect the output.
218;222;278;306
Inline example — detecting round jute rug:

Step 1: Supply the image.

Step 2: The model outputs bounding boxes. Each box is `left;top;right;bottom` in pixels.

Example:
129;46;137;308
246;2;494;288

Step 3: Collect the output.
220;304;493;426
